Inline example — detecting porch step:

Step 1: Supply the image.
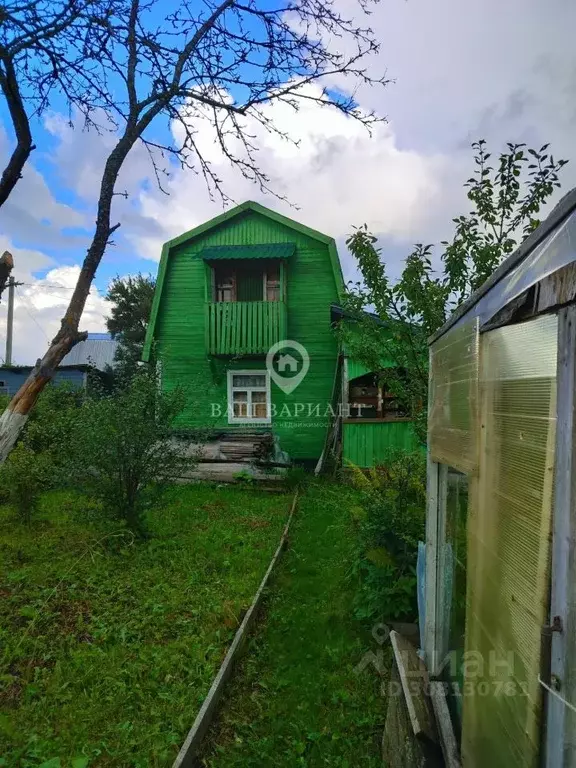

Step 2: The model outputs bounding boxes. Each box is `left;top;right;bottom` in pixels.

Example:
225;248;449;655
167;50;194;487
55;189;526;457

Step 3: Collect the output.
219;433;272;462
177;462;285;484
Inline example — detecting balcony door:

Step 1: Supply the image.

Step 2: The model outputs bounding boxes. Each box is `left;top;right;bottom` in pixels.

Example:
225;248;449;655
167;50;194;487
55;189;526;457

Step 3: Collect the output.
213;262;280;303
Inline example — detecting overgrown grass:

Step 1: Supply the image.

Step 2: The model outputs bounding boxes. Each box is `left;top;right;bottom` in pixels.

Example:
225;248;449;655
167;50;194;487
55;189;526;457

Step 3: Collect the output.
0;484;290;767
200;481;389;767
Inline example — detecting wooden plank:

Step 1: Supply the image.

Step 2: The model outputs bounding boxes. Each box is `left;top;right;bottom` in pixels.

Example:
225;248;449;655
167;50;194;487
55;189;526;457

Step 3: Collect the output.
228;302;235;354
226;302;232;355
263;301;269;352
256;302;262;353
389;630;438;744
211;304;217;355
244;301;254;353
172;491;299;768
239;301;244;355
247;302;253;353
218;302;224;355
429;682;461;768
546;304;576;768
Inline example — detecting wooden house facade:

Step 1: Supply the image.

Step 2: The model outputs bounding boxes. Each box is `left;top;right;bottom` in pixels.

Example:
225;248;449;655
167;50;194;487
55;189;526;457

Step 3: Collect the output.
143;201;344;463
143;201;418;467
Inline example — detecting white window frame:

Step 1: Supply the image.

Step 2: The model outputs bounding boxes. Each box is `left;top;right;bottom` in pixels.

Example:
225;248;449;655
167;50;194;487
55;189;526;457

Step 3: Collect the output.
227;370;271;425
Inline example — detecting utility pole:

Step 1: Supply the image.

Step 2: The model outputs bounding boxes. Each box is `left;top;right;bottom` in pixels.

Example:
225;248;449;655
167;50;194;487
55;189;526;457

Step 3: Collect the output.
5;277;23;366
5;277;15;366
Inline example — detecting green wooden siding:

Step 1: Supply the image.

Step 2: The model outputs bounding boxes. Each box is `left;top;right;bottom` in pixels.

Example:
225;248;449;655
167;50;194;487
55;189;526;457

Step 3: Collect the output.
347;359;373;380
206;300;287;355
343;421;420;467
153;208;340;460
347;355;395;381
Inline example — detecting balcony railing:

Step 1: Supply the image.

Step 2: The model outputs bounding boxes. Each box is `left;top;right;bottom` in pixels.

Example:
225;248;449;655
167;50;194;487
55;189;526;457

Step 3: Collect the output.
206;301;287;355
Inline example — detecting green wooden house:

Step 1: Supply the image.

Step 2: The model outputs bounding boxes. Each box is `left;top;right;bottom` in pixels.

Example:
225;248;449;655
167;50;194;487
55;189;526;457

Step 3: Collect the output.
331;305;420;468
143;200;417;466
143;201;344;463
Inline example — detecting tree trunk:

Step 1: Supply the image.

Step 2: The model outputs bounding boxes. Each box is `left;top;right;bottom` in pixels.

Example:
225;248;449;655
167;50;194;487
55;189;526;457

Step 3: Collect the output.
0;129;138;464
0;251;14;300
0;327;87;463
0;58;34;208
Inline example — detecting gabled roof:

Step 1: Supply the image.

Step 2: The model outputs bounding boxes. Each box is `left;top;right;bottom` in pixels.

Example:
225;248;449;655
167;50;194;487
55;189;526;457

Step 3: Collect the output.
60;332;118;371
142;201;344;361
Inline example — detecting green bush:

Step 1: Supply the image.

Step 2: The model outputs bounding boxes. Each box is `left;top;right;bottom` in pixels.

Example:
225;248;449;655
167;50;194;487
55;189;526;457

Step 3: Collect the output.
22;382;84;459
66;370;188;536
348;449;426;622
0;444;53;524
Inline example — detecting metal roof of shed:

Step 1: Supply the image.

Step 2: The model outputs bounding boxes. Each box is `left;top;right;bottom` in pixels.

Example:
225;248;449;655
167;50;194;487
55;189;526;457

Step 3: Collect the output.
200;243;295;260
60;333;118;371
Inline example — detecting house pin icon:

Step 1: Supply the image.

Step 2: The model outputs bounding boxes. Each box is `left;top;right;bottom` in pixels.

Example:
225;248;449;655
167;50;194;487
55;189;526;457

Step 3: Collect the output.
267;340;310;394
277;353;299;373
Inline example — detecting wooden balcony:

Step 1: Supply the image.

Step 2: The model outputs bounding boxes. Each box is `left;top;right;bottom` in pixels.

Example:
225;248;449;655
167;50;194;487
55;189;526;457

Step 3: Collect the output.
206;301;287;355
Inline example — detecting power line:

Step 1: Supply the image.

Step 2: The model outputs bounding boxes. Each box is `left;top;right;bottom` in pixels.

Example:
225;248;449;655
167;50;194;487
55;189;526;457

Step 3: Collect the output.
15;288;51;346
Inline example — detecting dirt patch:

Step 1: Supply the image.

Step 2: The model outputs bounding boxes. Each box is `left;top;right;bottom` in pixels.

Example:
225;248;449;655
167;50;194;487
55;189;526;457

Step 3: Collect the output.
239;517;271;530
55;599;92;638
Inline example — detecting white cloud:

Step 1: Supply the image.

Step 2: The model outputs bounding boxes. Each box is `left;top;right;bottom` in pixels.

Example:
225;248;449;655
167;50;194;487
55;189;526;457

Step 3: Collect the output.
0;127;88;252
0;264;108;365
128;83;450;265
1;0;575;366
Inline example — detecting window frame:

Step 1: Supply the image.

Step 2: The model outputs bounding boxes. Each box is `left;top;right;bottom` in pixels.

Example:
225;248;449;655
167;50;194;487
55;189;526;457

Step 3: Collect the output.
214;266;236;302
211;261;284;303
264;264;281;302
227;369;271;425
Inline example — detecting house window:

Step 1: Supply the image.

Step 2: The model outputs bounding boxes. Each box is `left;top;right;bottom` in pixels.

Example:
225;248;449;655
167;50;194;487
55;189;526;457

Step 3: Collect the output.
227;371;271;424
265;264;281;302
215;267;235;302
213;263;282;302
347;371;408;420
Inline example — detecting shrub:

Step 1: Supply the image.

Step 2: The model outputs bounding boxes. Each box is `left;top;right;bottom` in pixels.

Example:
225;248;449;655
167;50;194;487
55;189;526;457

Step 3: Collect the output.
348;449;426;622
67;370;188;536
22;382;84;459
0;444;53;524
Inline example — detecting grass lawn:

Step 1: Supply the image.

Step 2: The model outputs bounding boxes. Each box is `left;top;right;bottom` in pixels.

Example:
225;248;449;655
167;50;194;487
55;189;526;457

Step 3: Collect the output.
0;484;290;768
200;481;390;767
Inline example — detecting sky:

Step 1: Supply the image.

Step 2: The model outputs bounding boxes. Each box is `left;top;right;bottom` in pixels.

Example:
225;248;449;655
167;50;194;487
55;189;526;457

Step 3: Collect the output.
0;0;575;364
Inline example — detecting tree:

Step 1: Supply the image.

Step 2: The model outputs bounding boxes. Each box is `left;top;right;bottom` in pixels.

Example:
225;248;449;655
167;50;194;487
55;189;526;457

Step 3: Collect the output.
344;140;568;438
67;370;187;536
0;0;115;207
105;273;156;382
0;251;14;301
0;0;387;463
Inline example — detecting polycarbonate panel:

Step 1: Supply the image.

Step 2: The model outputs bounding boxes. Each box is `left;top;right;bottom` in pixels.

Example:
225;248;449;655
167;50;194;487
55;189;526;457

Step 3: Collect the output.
462;313;558;768
429;320;479;474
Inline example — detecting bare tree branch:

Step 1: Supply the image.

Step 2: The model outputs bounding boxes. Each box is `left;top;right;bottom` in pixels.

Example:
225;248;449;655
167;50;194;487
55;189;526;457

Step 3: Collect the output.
0;0;387;461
